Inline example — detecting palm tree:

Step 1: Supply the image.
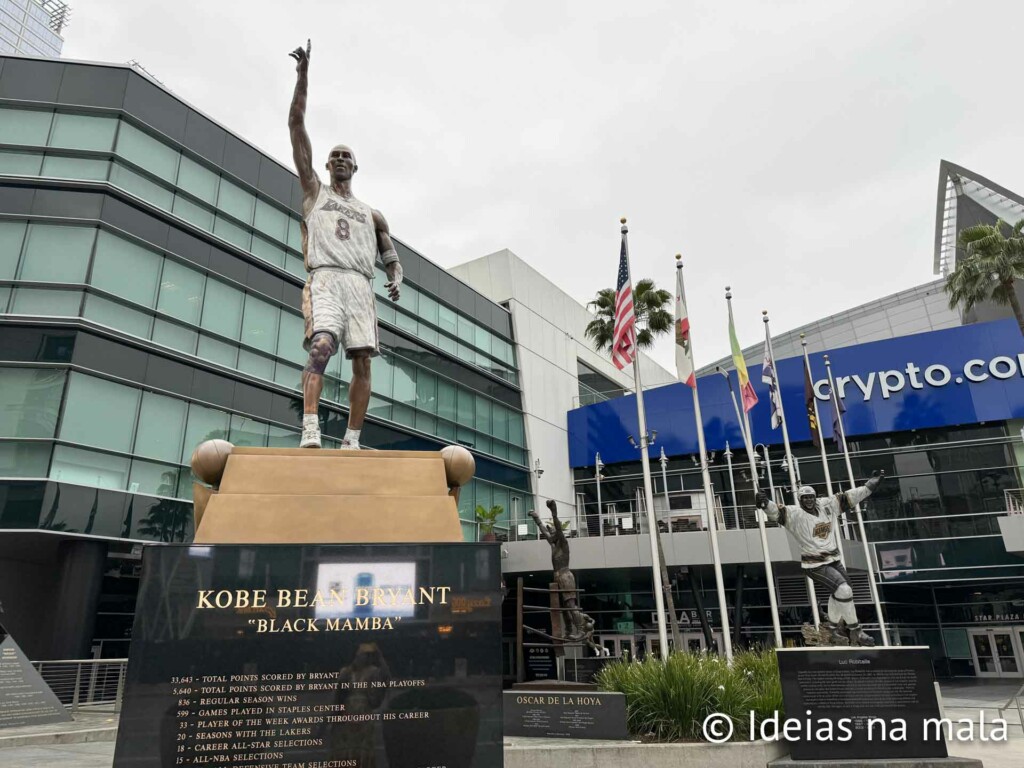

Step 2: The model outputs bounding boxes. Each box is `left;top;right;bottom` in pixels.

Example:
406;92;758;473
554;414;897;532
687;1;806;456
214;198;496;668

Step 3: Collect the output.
584;279;673;352
946;218;1024;336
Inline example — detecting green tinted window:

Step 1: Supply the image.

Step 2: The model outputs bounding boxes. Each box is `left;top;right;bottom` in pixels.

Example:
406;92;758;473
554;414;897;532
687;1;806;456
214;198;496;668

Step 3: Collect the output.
0;220;27;279
438;304;457;334
0;441;51;478
392;358;417;406
230;414;268;447
241;293;279;353
172;194;214;230
181;403;229;463
508;414;524;446
197;335;238;367
277;312;306;365
91;231;162;307
0;150;43;175
128;461;179;497
134;391;187;463
50;446;130;490
285;254;306;279
213;215;251;249
10;288;81;315
419;294;439;326
251;235;287;268
157;260;205;325
217;178;255;223
110;163;174;209
237;349;274;380
374;354;394;399
116;122;179;181
416;370;437;415
267;425;298;448
151;319;197;354
60;372;140;452
0;108;52;146
200;278;243;339
0;367;65;438
437;379;457;422
287;216;303;252
21;224;95;282
176;155;219;203
49;113;117;151
475;395;491;433
83;295;152;336
254;199;288;242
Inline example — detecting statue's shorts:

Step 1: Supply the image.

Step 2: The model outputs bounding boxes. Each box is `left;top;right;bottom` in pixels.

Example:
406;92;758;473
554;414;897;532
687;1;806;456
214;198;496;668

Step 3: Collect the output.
302;268;379;358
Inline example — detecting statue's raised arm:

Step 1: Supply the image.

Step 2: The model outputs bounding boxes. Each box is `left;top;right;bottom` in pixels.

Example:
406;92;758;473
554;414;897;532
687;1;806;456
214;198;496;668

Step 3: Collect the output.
288;40;319;206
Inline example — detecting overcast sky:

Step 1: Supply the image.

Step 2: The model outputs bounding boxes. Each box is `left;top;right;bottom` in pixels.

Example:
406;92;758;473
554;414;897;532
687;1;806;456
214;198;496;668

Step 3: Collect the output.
63;1;1024;372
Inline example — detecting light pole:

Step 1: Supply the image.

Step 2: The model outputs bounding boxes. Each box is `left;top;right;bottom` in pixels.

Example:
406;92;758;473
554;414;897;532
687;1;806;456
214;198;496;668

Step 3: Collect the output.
659;446;671;519
724;442;737;529
595;452;604;537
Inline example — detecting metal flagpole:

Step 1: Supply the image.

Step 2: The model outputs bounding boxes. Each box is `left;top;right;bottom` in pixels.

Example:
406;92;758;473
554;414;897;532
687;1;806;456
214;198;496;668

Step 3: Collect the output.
676;256;732;662
621;218;669;659
824;354;889;646
726;289;782;647
763;312;819;629
800;335;846;561
724;441;737;527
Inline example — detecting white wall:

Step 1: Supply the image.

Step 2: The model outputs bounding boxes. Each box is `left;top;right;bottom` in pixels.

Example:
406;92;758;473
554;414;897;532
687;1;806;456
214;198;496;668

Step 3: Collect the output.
450;249;675;526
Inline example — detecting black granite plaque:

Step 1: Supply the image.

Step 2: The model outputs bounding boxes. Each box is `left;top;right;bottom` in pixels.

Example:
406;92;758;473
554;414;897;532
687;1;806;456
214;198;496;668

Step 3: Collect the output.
523;646;555;681
777;647;947;761
502;690;627;740
113;544;503;768
0;623;72;729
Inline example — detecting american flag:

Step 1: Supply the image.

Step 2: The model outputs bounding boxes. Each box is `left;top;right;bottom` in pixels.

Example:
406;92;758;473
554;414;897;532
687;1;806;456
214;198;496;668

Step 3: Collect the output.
612;229;637;370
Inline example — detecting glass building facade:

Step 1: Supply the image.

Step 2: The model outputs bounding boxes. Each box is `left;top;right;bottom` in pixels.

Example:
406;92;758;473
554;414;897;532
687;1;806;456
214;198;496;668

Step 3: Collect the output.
0;0;65;58
0;56;531;660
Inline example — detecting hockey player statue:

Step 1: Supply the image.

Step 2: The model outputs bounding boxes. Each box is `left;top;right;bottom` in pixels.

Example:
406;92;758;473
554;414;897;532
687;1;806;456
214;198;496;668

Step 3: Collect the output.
756;471;885;647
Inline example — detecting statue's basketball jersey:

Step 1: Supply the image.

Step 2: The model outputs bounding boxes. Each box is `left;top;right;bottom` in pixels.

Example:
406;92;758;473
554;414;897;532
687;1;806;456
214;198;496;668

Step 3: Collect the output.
303;182;377;278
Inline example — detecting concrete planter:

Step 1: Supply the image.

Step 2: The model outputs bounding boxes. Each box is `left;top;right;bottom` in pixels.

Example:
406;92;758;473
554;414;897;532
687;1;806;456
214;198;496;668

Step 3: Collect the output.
505;736;787;768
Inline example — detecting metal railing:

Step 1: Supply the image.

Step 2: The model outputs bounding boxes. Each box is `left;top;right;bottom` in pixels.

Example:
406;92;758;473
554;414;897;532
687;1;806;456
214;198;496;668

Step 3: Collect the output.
1006;488;1024;514
998;680;1024;731
32;658;128;712
505;500;780;542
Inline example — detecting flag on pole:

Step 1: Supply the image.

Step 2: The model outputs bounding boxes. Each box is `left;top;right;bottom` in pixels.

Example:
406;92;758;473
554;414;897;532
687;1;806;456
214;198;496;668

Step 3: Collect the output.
761;327;782;429
727;304;758;412
828;382;847;451
611;230;637;371
674;263;696;387
804;359;820;448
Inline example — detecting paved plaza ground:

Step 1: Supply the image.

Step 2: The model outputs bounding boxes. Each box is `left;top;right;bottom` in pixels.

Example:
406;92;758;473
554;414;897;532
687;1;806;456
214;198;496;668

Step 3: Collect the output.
1;681;1021;767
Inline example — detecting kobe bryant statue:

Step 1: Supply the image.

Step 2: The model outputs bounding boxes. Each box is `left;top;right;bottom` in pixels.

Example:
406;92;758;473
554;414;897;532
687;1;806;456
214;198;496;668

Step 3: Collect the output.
756;472;886;647
288;40;403;450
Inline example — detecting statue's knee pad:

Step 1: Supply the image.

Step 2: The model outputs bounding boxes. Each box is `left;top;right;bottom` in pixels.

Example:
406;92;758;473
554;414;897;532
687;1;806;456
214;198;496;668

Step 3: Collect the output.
834;583;854;602
304;332;337;374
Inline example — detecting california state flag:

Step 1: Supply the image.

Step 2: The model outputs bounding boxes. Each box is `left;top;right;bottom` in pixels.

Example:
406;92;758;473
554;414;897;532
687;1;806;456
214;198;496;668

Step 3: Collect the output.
674;263;696;387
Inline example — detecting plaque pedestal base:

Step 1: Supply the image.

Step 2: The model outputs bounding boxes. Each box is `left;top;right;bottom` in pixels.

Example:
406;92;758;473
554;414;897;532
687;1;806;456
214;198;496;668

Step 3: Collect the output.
112;543;503;768
192;448;465;544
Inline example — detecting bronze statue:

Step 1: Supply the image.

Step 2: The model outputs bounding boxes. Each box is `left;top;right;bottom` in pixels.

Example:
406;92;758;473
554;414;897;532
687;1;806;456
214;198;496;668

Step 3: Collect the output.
529;500;600;653
288;40;403;450
757;471;886;647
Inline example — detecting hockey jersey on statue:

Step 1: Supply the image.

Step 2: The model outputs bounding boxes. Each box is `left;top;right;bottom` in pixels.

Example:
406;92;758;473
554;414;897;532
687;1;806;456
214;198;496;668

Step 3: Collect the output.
764;486;872;569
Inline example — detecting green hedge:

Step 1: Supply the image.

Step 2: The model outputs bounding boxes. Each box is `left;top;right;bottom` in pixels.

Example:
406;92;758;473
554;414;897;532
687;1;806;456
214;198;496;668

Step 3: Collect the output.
595;649;782;742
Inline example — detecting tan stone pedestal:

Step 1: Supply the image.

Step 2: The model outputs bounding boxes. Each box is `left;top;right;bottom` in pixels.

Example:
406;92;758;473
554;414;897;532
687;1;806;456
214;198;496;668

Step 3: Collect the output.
190;444;472;545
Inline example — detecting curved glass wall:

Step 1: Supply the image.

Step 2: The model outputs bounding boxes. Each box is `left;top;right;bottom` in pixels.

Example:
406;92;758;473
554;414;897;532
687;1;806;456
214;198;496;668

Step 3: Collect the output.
0;105;517;385
0;366;525;540
0;220;527;465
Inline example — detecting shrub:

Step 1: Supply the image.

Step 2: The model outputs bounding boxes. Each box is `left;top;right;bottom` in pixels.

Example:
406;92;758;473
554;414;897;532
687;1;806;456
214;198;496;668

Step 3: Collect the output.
595;648;782;742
